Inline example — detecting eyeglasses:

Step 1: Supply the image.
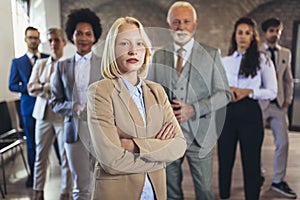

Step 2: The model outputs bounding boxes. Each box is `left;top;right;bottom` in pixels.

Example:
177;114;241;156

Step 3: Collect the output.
26;36;39;40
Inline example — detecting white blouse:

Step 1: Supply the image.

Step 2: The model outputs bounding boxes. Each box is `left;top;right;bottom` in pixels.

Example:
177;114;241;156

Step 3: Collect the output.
222;51;277;100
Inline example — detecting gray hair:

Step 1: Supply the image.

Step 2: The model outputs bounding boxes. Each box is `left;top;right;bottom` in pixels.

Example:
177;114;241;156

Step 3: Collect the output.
47;28;66;41
167;1;197;24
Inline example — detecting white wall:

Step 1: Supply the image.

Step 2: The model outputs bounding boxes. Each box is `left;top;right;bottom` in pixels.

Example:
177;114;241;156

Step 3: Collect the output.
0;0;76;102
0;0;19;101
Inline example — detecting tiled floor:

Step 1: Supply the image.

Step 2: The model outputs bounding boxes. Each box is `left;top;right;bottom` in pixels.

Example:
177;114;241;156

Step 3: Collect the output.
1;129;300;199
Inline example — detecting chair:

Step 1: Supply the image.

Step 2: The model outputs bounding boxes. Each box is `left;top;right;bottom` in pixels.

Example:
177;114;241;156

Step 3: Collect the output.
0;101;29;197
13;99;24;131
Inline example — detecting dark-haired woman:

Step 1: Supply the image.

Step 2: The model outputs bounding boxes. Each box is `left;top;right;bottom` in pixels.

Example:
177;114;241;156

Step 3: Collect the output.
50;8;102;200
217;17;277;200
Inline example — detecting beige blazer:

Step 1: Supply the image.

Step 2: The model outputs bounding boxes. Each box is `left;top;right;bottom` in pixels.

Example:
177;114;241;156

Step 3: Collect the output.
87;78;186;200
260;44;294;109
28;57;61;120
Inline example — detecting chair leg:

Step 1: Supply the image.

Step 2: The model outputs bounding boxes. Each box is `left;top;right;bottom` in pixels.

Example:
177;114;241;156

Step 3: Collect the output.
0;155;6;195
18;145;29;175
0;183;4;199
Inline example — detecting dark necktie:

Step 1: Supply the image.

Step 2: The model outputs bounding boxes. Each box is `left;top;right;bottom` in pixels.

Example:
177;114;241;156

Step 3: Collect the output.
32;54;38;65
268;47;279;105
268;47;277;69
176;48;184;73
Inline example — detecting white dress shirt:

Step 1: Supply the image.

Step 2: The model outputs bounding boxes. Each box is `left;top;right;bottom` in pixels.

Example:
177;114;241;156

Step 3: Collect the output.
27;51;41;65
262;43;280;65
222;51;277;100
75;52;92;104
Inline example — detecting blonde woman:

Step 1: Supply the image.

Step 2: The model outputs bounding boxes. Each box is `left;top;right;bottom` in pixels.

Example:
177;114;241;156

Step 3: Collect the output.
87;17;186;200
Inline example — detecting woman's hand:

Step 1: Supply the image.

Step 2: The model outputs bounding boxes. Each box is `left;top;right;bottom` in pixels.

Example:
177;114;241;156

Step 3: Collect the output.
120;138;139;153
230;87;253;103
155;123;175;140
27;82;43;93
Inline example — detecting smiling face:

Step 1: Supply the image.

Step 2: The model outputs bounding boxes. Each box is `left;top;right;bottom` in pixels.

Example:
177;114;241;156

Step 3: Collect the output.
73;22;95;56
115;23;146;78
235;23;254;52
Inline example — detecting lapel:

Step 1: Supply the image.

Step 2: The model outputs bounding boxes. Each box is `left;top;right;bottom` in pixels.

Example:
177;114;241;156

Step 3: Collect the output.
22;54;33;69
43;58;51;83
177;42;205;83
276;46;286;74
66;57;75;97
142;81;157;126
114;78;144;127
89;53;101;84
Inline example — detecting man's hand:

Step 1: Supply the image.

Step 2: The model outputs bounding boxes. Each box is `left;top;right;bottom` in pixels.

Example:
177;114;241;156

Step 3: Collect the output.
73;103;87;121
155;122;175;140
282;101;290;111
171;99;195;123
120;138;139;153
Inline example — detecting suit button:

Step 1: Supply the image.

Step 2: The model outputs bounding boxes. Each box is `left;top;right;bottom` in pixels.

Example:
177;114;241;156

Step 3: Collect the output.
180;98;184;101
181;87;184;90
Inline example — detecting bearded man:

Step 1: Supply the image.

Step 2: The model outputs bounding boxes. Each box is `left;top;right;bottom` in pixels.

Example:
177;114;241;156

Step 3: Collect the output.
147;1;231;199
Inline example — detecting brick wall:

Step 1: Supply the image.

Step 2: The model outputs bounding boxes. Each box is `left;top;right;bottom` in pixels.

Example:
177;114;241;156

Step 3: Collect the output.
60;0;300;55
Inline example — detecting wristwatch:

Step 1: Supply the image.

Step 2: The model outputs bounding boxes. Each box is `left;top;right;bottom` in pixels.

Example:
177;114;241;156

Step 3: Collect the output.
248;90;253;98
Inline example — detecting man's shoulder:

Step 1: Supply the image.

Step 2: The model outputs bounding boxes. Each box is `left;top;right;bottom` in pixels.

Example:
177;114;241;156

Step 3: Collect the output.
279;45;291;54
195;41;219;53
13;54;27;62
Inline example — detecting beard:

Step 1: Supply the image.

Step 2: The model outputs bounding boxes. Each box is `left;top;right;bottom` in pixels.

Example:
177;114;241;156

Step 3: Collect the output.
267;36;278;44
172;30;193;45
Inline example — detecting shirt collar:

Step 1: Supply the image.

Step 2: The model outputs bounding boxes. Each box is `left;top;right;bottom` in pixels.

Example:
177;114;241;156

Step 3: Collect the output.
121;77;143;96
174;38;194;53
46;56;66;66
233;51;245;57
75;51;93;62
26;52;41;59
263;43;280;51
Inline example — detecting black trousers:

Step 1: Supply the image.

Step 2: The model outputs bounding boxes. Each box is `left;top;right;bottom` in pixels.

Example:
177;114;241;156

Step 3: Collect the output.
218;98;264;200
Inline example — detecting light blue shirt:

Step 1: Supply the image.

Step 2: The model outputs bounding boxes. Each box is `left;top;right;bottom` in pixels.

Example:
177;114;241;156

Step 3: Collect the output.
121;77;155;200
222;51;277;100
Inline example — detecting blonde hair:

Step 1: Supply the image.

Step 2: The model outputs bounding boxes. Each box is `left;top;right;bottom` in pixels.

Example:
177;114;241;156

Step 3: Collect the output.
167;1;197;25
101;16;152;79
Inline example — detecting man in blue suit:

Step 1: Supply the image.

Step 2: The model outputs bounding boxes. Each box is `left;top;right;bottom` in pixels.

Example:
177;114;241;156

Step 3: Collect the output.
9;26;49;187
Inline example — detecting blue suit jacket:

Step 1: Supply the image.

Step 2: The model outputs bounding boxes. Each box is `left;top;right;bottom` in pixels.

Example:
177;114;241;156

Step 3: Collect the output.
9;53;49;116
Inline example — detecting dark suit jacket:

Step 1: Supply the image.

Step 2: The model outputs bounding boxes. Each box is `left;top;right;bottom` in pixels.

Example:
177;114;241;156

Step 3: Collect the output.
9;53;49;116
50;53;101;143
148;41;231;156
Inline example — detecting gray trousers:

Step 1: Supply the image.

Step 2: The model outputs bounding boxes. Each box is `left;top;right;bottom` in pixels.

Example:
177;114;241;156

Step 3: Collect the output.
262;103;289;183
33;108;72;194
65;137;92;200
166;141;214;200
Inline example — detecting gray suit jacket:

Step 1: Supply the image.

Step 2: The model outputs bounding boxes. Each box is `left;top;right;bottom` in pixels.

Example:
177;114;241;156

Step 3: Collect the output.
50;53;101;143
260;44;294;110
148;41;231;156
